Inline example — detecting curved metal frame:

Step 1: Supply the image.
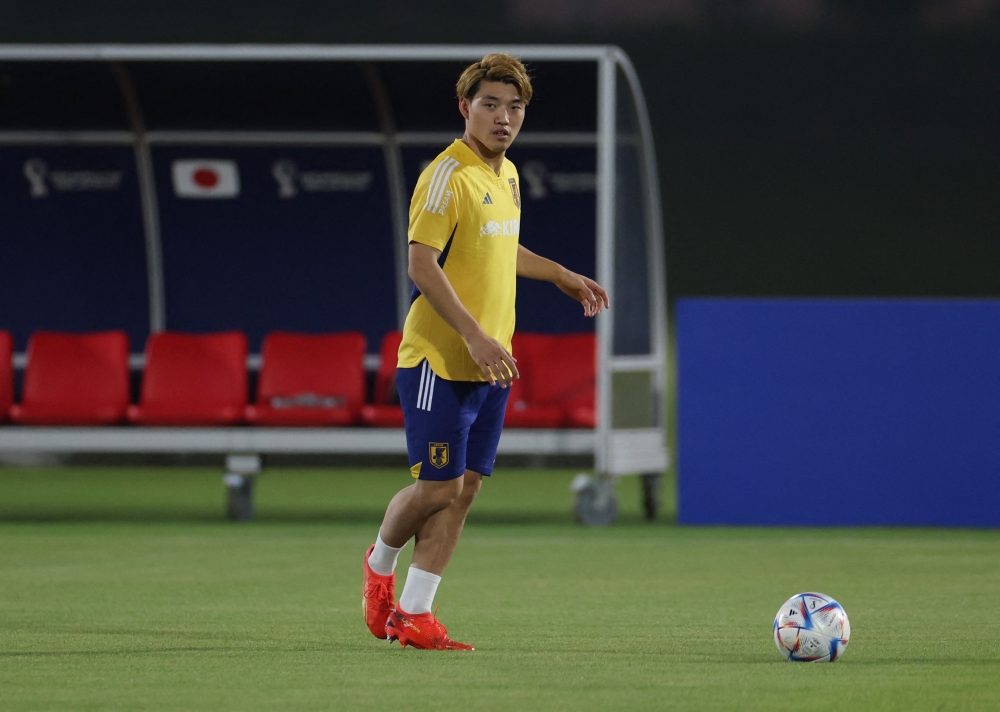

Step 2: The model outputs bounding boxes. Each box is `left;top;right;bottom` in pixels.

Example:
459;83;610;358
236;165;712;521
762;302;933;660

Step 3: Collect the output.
110;62;166;333
613;48;670;464
0;45;612;61
595;48;670;476
361;62;411;329
0;44;669;474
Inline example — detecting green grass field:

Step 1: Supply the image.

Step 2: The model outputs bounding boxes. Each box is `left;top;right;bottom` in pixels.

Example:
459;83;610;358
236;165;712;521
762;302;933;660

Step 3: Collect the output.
1;466;999;711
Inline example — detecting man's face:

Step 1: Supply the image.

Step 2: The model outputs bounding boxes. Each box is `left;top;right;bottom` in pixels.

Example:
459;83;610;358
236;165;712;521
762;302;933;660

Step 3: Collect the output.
460;80;525;154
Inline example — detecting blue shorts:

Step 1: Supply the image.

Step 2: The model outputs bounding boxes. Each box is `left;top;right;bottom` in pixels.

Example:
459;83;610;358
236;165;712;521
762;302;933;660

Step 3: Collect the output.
397;360;511;481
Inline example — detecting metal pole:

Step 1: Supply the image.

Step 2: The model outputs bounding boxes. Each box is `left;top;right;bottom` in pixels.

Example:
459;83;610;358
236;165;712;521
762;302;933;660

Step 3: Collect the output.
362;62;412;330
595;52;617;475
111;62;166;334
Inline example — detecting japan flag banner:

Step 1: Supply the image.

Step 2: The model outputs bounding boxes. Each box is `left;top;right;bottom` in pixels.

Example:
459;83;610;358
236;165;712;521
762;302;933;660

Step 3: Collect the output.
171;159;240;198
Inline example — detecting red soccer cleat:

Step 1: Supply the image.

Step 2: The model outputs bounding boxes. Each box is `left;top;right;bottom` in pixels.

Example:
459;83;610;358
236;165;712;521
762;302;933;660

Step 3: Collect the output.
363;545;395;639
385;606;475;651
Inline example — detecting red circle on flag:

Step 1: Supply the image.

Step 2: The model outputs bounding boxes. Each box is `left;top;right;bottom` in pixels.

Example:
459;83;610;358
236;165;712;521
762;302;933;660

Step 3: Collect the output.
193;168;220;188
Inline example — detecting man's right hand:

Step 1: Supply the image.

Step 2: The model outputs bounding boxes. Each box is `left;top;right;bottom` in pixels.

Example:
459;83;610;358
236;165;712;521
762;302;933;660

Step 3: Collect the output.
465;331;519;388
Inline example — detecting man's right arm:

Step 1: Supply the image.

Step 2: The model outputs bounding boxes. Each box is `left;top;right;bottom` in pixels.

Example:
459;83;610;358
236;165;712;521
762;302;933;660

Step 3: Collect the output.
408;241;519;387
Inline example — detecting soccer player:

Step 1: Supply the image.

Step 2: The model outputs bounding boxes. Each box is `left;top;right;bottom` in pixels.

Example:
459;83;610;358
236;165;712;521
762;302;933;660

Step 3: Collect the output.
363;53;609;650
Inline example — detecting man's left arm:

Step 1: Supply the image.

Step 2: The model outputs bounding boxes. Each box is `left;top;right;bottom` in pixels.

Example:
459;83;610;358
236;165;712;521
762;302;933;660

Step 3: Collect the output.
516;244;609;318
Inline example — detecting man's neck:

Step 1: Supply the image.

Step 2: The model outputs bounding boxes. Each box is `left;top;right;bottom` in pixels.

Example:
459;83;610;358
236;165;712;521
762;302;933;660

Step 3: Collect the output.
461;133;504;176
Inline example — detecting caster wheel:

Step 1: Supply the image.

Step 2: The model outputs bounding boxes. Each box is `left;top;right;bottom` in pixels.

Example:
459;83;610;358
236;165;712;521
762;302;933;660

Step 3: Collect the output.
571;474;618;526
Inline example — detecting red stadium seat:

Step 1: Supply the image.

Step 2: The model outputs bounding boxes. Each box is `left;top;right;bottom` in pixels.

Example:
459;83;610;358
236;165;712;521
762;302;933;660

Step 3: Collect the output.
360;331;405;427
505;333;596;428
9;330;130;425
128;332;247;425
246;332;367;426
0;331;13;423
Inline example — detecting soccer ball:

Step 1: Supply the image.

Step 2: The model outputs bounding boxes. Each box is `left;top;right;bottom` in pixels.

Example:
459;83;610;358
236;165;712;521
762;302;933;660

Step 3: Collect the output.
773;592;851;662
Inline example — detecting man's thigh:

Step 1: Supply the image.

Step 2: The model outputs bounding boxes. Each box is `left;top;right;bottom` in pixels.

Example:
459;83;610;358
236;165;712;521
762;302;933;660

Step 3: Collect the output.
465;378;511;477
398;360;490;482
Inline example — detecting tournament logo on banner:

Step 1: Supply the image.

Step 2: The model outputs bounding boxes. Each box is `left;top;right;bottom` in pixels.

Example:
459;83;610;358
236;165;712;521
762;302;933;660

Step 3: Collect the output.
22;159;123;198
171;159;240;199
521;160;596;200
271;160;373;199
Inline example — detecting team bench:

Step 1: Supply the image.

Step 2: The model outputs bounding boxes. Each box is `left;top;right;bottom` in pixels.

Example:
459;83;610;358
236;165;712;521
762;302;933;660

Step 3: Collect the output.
0;329;600;520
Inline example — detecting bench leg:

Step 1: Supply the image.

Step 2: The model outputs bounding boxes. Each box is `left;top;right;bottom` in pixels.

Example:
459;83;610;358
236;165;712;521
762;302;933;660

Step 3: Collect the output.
223;454;261;522
640;473;662;521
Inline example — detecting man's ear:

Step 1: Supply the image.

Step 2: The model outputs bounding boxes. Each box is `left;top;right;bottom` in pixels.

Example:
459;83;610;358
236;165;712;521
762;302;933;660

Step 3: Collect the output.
458;96;470;120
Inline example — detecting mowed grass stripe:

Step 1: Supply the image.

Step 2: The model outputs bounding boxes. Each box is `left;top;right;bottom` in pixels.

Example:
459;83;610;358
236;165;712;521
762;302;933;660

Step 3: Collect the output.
0;467;998;711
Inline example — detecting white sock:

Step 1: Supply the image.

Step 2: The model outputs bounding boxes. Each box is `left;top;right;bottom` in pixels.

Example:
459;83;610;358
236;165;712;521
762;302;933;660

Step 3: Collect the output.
398;567;441;615
367;534;403;576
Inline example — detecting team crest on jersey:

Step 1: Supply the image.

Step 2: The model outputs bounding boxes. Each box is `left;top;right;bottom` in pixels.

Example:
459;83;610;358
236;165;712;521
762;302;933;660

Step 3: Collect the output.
429;442;450;469
508;178;521;208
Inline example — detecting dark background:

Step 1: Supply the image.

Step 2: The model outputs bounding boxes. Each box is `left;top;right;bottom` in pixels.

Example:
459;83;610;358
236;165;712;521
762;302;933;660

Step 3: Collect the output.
2;0;997;299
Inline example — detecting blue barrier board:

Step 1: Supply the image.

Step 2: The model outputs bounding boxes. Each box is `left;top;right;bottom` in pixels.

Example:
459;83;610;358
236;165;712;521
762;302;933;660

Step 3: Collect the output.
676;299;1000;527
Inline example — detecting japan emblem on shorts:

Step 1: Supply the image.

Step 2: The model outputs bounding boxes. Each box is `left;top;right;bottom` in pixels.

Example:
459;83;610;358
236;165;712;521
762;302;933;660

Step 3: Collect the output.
429;442;450;469
508;178;521;208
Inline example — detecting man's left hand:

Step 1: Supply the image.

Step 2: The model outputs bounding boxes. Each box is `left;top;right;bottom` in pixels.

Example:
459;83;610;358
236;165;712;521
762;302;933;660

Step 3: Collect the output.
557;270;609;317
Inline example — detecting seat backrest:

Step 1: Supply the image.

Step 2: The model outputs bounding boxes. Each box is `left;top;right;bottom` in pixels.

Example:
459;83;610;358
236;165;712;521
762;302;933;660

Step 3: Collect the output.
506;333;529;408
21;330;130;408
257;332;367;412
0;330;12;419
373;331;403;405
513;332;596;407
140;331;247;406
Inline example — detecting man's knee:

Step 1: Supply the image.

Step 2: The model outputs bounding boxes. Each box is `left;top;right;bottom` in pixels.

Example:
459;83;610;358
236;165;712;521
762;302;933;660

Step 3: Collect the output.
415;476;465;512
457;470;483;506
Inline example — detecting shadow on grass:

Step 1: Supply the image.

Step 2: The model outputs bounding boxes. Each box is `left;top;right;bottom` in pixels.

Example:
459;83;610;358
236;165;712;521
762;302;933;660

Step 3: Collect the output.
0;508;667;526
0;644;377;658
0;508;560;525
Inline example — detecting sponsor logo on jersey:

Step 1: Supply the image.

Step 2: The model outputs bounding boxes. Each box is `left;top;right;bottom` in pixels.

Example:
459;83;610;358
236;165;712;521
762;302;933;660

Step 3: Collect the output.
480;219;520;237
437;190;453;215
22;159;123;198
482;192;493;205
429;442;450;469
272;160;373;198
508;178;521;208
172;159;240;198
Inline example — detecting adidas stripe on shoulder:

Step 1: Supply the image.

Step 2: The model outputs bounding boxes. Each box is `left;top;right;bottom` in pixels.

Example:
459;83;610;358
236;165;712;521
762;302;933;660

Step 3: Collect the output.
423;157;459;215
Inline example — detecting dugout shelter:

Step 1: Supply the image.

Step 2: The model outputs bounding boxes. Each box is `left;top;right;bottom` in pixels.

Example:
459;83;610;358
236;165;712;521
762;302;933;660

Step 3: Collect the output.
0;45;668;523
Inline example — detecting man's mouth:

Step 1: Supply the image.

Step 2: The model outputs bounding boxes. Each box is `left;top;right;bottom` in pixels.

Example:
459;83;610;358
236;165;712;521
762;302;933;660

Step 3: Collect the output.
493;129;510;139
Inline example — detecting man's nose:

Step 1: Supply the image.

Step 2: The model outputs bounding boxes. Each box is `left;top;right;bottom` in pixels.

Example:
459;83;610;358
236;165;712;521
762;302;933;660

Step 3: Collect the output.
496;111;509;124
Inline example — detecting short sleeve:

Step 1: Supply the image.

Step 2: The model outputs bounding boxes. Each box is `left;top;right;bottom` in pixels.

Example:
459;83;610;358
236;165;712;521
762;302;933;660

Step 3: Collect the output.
407;157;460;251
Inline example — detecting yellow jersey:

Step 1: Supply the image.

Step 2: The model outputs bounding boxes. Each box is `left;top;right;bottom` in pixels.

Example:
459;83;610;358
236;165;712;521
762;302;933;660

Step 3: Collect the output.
398;139;521;381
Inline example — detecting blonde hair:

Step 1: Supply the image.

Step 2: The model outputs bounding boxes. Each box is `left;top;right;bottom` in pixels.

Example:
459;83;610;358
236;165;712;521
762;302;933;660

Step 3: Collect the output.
456;53;533;105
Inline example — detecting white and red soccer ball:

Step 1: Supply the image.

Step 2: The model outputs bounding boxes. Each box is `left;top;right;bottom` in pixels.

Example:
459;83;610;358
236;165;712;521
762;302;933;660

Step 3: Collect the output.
773;592;851;662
